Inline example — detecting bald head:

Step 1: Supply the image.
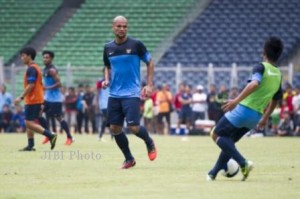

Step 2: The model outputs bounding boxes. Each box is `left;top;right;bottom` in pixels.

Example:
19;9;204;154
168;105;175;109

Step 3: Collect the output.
112;16;128;42
113;16;127;24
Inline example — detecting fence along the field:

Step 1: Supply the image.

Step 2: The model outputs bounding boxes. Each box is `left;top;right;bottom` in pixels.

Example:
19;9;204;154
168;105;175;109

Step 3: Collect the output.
0;60;294;98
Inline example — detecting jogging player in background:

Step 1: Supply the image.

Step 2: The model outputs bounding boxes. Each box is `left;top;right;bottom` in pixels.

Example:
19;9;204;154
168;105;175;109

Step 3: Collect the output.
41;50;73;145
15;47;57;151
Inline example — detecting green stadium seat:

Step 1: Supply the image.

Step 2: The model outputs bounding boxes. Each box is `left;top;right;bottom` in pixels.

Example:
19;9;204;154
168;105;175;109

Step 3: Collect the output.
40;0;198;68
0;0;61;64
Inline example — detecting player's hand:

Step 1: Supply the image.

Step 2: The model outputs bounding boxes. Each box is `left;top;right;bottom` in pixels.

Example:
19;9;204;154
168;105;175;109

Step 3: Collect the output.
142;85;153;97
257;118;267;130
14;97;21;105
221;99;238;112
102;80;110;89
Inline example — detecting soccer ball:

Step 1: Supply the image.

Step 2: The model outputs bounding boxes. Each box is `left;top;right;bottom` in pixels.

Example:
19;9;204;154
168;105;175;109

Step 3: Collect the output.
221;159;240;178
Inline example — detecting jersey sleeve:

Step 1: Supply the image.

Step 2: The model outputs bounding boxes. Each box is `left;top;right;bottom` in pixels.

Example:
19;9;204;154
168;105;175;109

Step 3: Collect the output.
103;46;111;68
137;40;151;64
272;85;283;101
26;67;38;84
249;63;265;84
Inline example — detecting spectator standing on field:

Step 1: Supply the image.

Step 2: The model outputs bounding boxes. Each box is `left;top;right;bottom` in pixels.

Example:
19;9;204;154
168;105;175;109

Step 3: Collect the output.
191;85;207;127
65;87;78;133
83;84;97;134
207;84;219;123
0;84;13;131
156;84;172;134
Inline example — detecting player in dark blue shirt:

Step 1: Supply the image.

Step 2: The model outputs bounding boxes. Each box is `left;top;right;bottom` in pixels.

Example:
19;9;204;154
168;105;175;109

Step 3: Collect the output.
102;16;157;169
41;50;73;145
178;84;193;133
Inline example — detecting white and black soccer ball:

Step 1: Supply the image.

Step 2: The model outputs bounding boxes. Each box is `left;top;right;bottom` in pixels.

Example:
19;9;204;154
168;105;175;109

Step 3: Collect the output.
221;159;240;178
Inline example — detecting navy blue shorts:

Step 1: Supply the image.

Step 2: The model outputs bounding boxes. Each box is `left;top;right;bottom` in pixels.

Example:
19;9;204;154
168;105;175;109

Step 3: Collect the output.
214;116;250;142
107;97;140;126
179;108;192;121
44;101;62;117
25;104;42;121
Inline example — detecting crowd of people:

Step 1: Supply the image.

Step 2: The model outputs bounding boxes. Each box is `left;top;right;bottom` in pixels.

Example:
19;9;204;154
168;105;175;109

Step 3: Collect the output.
1;80;300;137
144;81;300;137
0;84;25;133
0;83;101;136
141;83;239;135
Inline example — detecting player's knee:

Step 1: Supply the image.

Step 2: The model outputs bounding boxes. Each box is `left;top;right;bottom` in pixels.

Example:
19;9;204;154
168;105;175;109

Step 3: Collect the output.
128;126;139;134
110;125;122;135
210;127;218;142
211;132;218;142
25;120;33;128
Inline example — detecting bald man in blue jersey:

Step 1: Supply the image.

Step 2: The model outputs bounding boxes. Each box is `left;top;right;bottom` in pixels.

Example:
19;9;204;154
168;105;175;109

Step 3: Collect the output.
102;16;157;169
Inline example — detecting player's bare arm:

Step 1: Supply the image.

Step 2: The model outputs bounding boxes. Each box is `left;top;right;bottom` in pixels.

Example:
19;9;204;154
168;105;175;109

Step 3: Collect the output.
222;80;259;112
44;68;61;90
14;83;35;105
102;67;110;89
257;99;279;129
142;59;154;96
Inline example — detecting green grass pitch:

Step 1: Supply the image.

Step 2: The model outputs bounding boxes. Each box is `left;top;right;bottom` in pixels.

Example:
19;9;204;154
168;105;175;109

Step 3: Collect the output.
0;134;299;199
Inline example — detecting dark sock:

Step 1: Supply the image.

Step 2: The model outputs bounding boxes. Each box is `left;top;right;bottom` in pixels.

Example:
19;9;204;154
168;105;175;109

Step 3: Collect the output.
216;137;246;167
39;117;49;130
99;121;106;138
110;131;114;140
43;130;53;139
28;138;34;148
114;132;134;161
51;117;57;132
209;151;230;177
60;120;72;139
134;126;153;150
99;130;104;138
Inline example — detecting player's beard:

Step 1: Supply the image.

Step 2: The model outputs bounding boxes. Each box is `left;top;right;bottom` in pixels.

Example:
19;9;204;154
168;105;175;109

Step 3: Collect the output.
116;32;126;39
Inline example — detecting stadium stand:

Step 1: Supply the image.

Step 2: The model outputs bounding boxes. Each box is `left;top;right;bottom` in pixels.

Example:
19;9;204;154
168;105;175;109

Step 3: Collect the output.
0;0;61;64
158;0;300;67
4;0;199;96
42;0;198;67
1;0;300;95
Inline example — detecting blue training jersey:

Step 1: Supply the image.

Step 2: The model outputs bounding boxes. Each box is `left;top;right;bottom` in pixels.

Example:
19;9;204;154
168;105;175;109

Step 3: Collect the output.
103;37;151;98
225;104;262;129
43;65;63;102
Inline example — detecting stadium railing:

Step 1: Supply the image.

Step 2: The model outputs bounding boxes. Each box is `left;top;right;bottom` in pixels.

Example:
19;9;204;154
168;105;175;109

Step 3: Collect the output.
0;59;294;98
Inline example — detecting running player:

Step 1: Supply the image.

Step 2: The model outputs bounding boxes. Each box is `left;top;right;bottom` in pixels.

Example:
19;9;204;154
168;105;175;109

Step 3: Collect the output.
41;50;73;145
102;16;157;169
15;47;57;151
207;37;284;181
